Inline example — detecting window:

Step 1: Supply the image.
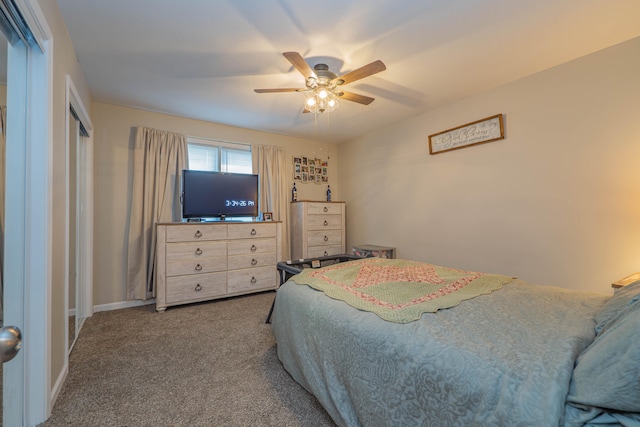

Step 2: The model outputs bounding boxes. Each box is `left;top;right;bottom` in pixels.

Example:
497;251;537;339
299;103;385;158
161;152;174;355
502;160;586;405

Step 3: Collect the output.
187;137;252;173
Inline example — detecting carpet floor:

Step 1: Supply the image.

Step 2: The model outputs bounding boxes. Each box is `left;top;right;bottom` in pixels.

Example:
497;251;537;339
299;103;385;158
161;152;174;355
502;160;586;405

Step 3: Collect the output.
41;291;336;426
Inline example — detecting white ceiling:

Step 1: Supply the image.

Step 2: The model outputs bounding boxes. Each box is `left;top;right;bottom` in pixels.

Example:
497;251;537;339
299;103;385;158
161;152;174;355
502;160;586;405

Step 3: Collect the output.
56;0;640;144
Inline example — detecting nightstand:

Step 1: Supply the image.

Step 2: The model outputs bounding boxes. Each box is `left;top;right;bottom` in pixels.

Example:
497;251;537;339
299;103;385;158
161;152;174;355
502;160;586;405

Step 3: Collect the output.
611;272;640;289
352;244;396;259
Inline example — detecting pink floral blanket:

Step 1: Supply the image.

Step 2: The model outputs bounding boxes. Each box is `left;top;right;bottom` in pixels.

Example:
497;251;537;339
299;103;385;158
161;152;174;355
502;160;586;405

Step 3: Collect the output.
290;258;513;323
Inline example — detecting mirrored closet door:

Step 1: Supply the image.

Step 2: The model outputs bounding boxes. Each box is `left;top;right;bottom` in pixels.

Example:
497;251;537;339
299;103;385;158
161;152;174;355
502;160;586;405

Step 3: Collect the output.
67;104;91;352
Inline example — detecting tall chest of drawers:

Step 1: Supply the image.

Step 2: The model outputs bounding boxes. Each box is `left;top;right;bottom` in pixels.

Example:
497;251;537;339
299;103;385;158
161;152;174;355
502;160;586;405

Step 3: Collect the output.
290;201;346;259
155;221;282;312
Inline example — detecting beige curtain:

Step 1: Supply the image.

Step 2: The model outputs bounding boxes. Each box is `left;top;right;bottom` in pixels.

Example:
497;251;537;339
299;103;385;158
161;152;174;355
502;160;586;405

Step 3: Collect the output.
127;127;188;300
0;106;5;316
254;145;290;260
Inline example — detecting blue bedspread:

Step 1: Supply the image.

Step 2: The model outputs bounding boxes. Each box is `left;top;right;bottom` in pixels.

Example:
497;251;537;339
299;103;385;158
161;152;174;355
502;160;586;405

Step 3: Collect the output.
272;279;609;427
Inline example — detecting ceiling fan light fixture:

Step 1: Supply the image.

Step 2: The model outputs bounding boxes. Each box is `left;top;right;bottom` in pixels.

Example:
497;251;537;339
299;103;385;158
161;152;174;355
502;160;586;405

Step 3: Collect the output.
305;87;339;114
254;52;385;116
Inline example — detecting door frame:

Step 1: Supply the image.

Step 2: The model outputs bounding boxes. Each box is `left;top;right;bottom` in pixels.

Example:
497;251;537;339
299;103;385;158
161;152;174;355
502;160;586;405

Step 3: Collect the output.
66;74;93;326
59;74;93;388
3;0;52;425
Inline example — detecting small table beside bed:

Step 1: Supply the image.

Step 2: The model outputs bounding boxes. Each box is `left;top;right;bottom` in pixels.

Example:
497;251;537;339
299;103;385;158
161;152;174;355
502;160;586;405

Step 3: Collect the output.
270;257;640;427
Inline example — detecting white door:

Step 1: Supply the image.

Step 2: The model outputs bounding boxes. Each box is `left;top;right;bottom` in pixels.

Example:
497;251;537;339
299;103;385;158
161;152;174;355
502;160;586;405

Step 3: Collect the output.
2;1;52;425
2;35;30;427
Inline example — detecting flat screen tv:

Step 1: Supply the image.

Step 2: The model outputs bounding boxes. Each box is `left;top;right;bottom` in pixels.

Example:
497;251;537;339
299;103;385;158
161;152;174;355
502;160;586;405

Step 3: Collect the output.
182;170;259;220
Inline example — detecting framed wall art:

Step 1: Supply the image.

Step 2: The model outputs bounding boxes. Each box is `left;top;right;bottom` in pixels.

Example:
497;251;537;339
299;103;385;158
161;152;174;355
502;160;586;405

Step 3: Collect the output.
428;114;504;155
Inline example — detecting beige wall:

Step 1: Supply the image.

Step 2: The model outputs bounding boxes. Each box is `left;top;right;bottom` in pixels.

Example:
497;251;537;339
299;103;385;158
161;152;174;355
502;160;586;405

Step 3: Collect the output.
339;37;640;294
92;103;338;306
38;0;92;397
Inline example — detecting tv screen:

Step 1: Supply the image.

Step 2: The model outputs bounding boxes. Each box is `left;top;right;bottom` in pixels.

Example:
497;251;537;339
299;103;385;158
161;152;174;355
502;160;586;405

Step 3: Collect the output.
182;170;259;219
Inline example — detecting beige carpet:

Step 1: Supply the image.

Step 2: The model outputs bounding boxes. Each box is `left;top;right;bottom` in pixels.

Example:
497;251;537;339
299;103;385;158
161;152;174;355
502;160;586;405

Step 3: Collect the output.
42;291;336;426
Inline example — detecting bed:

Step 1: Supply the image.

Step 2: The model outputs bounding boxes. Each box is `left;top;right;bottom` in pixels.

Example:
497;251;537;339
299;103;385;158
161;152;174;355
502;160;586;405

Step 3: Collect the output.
270;258;640;427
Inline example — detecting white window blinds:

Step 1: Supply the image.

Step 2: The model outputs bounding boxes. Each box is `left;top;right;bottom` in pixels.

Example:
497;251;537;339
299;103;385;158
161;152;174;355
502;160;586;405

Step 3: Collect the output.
187;137;252;173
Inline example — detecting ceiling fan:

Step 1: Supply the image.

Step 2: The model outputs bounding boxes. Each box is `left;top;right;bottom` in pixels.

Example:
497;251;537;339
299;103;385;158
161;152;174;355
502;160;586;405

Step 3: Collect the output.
254;52;386;113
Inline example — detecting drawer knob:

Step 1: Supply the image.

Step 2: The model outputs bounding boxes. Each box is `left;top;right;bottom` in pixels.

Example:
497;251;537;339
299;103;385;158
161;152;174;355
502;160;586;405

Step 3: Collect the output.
323;206;328;212
323;220;328;226
195;248;203;256
251;258;258;266
324;251;328;256
251;244;257;252
250;228;257;236
194;230;203;238
251;277;257;284
194;284;202;292
195;264;203;272
324;235;329;241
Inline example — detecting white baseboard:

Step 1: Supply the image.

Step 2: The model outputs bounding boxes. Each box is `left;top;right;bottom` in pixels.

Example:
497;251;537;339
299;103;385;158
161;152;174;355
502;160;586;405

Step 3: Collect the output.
93;298;156;313
50;362;68;417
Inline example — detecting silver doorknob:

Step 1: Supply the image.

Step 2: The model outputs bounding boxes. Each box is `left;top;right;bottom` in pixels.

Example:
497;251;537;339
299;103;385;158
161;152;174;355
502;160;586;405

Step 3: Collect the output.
0;326;22;363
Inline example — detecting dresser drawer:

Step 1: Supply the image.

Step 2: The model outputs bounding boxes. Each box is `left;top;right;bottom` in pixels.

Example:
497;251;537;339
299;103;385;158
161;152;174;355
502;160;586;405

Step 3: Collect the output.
227;222;277;240
227;238;276;255
307;245;344;258
166;241;227;259
307;214;342;230
165;272;227;304
307;203;343;215
166;256;227;277
228;251;277;270
227;266;277;293
308;229;342;247
166;224;227;242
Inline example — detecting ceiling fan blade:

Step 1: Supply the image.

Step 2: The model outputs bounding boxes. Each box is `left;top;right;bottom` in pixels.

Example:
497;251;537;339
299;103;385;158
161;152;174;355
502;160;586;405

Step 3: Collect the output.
283;51;317;81
333;60;386;86
254;88;304;93
338;91;375;105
